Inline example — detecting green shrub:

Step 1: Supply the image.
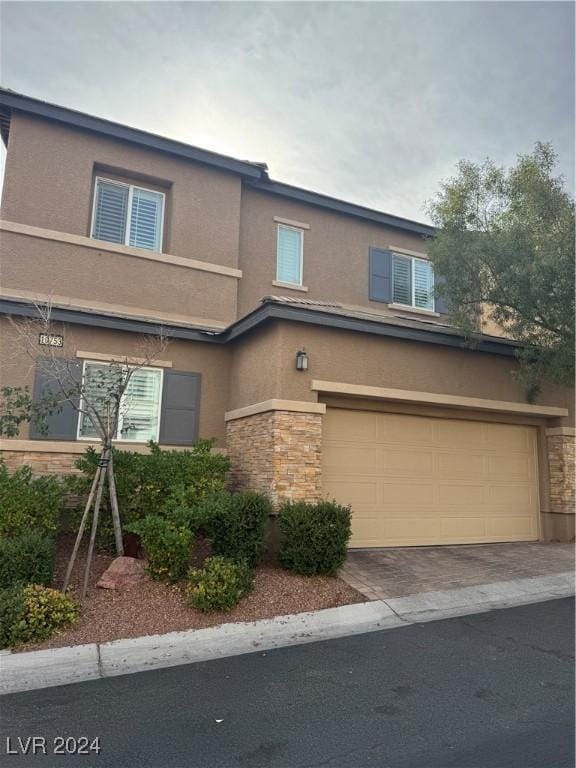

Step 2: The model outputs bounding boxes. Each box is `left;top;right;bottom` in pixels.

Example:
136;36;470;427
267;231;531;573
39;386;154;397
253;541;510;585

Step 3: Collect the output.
0;584;26;649
67;440;230;546
128;514;194;583
278;501;352;576
0;584;78;649
195;491;271;566
0;532;55;589
0;461;63;539
186;556;253;612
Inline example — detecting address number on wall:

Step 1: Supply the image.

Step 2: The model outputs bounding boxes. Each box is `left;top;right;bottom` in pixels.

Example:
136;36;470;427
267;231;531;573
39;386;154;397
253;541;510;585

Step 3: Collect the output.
38;333;64;347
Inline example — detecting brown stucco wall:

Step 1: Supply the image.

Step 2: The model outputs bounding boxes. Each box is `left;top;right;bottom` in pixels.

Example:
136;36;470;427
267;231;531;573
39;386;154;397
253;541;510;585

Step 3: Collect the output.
1;230;238;325
258;323;574;426
0;317;231;446
237;187;431;317
1;112;243;268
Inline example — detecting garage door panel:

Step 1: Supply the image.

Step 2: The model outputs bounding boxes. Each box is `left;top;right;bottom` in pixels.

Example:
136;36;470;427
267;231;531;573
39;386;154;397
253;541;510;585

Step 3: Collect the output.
439;516;490;539
323;443;379;472
377;413;435;444
381;481;436;507
487;455;535;481
323;477;379;507
438;483;487;507
437;452;485;479
483;423;532;451
325;409;377;441
436;419;482;448
489;515;538;539
382;517;439;544
322;408;539;547
381;448;435;476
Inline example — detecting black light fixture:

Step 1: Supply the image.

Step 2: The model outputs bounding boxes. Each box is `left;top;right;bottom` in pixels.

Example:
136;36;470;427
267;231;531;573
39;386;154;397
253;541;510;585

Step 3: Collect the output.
296;349;309;371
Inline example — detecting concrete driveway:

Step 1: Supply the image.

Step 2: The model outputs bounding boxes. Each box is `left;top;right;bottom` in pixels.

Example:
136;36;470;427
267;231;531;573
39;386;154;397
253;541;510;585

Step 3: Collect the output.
340;542;575;601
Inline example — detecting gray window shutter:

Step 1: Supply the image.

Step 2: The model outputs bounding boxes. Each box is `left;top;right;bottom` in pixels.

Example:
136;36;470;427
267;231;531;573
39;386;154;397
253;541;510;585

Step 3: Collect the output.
159;370;201;446
369;248;392;303
434;274;450;315
29;358;82;440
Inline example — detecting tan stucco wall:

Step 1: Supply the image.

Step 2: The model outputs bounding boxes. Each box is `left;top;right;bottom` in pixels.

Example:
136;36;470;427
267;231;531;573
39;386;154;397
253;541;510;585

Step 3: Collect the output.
1;112;243;268
237;187;431;317
0;318;231;446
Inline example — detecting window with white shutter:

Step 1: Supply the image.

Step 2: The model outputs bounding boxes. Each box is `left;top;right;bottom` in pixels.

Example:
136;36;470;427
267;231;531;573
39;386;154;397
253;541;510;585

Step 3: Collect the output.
91;178;165;252
78;361;163;442
392;253;435;310
276;224;303;285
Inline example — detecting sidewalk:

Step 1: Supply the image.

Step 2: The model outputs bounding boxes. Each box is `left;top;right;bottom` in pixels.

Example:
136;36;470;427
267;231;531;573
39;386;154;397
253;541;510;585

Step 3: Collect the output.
1;570;573;696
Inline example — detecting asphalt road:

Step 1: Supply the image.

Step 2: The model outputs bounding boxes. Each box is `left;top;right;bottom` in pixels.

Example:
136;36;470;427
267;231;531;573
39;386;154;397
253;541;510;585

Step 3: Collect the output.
1;598;574;768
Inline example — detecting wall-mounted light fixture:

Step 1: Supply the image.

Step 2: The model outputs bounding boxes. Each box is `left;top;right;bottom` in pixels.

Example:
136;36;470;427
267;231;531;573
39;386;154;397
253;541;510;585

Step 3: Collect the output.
295;349;309;371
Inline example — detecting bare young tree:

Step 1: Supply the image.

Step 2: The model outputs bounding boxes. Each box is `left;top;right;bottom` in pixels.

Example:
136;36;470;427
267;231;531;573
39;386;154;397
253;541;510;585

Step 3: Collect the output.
4;302;169;598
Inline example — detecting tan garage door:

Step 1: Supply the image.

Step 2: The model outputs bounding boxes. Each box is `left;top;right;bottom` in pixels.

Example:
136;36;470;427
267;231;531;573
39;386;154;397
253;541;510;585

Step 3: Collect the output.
322;408;540;547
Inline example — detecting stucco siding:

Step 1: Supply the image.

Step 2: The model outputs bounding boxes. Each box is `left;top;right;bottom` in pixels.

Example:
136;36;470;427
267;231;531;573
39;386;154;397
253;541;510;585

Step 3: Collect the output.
0;112;242;269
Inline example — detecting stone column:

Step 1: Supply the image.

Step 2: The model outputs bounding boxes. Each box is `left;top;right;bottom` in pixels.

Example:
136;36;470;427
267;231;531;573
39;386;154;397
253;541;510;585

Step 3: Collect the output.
226;404;324;506
544;427;575;541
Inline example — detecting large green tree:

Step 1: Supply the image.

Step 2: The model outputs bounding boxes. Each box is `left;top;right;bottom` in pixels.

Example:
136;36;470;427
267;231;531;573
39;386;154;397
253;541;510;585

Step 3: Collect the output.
426;142;574;400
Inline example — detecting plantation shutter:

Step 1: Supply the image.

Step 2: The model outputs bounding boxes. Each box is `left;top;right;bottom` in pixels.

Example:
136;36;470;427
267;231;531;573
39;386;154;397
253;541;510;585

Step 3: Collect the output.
414;259;434;310
92;180;129;244
392;254;411;306
129;188;164;251
159;370;201;446
29;358;82;440
277;225;302;285
368;248;392;303
120;368;162;442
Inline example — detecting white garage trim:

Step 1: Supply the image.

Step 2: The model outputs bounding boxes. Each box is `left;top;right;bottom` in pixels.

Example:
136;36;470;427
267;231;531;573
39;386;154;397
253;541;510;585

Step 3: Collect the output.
311;380;568;418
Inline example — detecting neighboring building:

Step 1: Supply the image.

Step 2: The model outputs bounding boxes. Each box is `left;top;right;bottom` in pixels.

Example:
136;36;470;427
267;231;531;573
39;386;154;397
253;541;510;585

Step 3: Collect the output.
0;88;573;545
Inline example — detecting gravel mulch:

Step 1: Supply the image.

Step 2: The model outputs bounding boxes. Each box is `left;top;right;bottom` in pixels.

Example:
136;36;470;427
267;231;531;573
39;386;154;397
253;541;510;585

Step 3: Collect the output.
20;536;363;652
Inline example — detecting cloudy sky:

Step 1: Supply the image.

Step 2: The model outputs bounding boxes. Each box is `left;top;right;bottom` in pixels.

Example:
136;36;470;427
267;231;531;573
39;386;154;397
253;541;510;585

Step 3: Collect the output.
0;1;574;223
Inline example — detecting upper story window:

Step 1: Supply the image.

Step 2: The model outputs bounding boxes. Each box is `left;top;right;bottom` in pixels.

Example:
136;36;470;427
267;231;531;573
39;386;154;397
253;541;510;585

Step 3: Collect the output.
276;224;303;286
78;361;163;443
91;177;165;252
392;253;435;311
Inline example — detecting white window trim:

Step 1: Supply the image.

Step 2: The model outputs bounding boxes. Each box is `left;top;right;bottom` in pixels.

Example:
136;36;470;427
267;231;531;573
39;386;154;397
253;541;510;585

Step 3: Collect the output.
392;253;435;311
91;176;166;253
276;223;304;287
77;360;164;443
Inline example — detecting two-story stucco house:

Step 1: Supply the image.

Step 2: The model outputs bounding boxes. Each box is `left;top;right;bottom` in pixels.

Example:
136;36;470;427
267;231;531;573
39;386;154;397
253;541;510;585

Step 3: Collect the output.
0;88;573;546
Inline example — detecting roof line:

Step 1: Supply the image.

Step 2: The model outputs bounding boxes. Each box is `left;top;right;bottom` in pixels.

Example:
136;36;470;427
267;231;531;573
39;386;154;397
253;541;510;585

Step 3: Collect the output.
0;296;520;356
250;179;435;236
0;87;436;237
0;88;264;179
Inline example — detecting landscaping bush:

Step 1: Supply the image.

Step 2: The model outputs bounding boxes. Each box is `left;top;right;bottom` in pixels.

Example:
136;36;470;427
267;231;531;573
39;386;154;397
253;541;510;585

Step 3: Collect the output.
128;514;194;583
0;460;63;539
186;556;253;612
0;584;78;649
195;491;271;566
0;532;55;589
67;440;230;546
278;501;352;576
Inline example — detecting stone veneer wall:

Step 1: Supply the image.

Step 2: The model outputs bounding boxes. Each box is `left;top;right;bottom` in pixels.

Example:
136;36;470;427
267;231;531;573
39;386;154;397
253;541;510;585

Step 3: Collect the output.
547;432;575;514
226;410;323;506
0;450;82;475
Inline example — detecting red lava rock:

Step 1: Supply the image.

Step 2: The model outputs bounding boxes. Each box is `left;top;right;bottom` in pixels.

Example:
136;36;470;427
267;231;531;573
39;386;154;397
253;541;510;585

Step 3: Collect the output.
97;556;147;590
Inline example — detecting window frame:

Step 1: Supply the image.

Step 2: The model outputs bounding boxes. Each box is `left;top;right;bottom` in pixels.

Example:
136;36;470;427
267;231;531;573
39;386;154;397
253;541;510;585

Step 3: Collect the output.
76;359;164;443
90;176;166;253
391;252;435;311
276;223;304;287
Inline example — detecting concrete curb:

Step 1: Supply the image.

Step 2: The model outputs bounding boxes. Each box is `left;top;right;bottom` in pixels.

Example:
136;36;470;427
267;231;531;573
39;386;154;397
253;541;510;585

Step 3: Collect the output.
1;572;573;696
